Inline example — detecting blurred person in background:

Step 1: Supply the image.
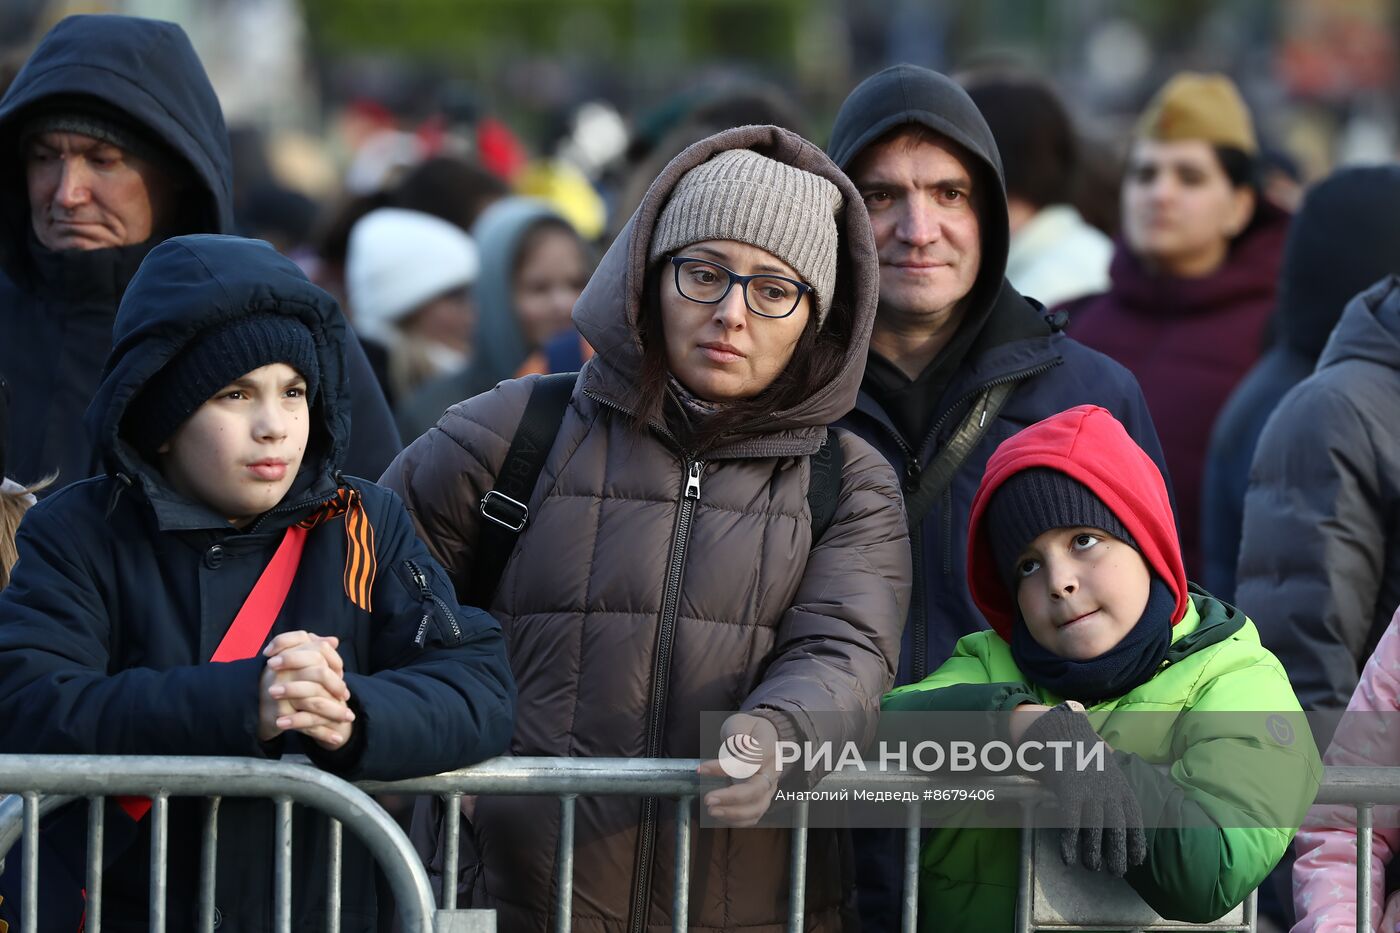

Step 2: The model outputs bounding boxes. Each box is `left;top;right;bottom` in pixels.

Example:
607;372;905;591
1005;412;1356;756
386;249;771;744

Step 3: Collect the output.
825;64;1166;930
389;154;508;233
397;198;589;440
347;207;480;409
1203;166;1400;603
0;14;402;492
1064;72;1289;580
609;81;804;242
963;72;1112;307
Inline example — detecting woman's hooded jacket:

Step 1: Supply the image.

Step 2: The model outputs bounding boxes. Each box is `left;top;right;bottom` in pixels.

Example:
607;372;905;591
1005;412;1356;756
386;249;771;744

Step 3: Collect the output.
383;125;912;933
0;235;515;932
885;406;1319;931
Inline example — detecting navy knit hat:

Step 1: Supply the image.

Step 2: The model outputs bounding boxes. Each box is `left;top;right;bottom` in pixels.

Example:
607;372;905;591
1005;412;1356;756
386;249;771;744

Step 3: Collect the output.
985;468;1136;585
127;313;320;453
21;96;173;169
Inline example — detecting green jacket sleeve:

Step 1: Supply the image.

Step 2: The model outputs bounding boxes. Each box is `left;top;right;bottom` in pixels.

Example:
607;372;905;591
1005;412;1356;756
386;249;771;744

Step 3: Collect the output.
1117;662;1322;923
883;633;1039;713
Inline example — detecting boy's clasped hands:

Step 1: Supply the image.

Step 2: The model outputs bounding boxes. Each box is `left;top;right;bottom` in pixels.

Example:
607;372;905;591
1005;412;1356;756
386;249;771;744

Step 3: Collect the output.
256;631;355;749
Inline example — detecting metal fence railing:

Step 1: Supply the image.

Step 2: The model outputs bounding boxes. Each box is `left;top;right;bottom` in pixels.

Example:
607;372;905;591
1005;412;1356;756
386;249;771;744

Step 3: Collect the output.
2;758;1395;933
364;758;1256;933
0;755;440;933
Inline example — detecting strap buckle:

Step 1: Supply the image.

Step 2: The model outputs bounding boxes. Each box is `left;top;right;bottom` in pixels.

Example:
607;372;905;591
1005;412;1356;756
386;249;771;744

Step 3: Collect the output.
481;490;528;532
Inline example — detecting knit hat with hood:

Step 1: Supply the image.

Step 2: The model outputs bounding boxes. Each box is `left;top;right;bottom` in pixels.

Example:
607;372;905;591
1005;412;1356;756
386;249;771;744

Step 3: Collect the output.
647;148;843;326
573;124;878;449
87;235;349;517
967;405;1188;642
827;63;1010;328
0;15;234;268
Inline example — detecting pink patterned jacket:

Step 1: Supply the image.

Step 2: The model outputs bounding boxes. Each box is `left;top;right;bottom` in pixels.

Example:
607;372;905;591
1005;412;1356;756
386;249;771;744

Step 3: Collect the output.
1294;606;1400;932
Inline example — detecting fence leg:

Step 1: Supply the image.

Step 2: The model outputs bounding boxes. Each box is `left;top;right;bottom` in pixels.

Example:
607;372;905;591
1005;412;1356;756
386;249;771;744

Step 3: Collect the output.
786;800;809;933
275;796;293;933
673;797;692;933
150;793;169;933
198;797;220;933
1015;802;1033;933
86;796;104;933
555;795;576;933
901;800;919;933
1359;803;1374;933
444;793;462;910
327;818;342;933
21;793;37;933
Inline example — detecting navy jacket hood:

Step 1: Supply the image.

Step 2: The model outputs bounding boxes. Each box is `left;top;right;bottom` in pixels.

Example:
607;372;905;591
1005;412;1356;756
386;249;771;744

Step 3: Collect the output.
86;235;349;492
0;14;233;277
1317;273;1400;373
827;63;1009;321
1274;165;1400;359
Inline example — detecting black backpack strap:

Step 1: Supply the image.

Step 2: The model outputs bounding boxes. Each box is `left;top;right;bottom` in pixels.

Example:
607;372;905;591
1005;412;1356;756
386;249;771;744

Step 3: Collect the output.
469;372;577;608
808;428;843;543
903;379;1020;529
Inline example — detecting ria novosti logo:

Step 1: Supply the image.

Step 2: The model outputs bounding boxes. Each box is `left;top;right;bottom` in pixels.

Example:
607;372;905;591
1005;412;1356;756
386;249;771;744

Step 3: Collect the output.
717;733;765;779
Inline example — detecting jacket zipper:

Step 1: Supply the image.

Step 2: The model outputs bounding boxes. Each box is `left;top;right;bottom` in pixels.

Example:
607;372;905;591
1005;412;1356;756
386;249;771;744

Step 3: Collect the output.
629;456;703;933
407;560;461;645
885;361;1061;683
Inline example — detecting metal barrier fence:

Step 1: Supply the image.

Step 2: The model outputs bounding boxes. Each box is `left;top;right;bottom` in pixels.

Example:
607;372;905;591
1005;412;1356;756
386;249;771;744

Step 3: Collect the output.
0;755;439;933
0;757;1394;933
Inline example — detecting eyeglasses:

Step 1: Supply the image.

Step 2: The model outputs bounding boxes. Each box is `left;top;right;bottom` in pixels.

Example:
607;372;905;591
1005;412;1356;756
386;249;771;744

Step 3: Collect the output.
668;255;812;319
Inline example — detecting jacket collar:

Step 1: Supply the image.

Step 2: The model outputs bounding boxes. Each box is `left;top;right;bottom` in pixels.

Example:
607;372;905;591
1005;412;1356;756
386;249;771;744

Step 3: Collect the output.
1164;587;1247;662
848;282;1063;459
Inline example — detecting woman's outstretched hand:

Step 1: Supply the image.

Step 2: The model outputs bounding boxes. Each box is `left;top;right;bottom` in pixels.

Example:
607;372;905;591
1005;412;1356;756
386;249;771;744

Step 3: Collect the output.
696;713;781;827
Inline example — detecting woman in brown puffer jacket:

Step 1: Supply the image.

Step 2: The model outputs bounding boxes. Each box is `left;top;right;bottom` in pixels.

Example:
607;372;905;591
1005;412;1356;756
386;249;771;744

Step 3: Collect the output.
383;124;911;933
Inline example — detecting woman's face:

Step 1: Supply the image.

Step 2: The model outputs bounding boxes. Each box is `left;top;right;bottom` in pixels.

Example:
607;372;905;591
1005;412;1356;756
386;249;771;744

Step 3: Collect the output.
660;239;812;402
513;225;588;347
1121;138;1255;278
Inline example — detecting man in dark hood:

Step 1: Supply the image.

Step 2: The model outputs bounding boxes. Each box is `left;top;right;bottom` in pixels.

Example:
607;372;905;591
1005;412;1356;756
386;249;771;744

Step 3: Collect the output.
827;64;1169;928
0;14;400;493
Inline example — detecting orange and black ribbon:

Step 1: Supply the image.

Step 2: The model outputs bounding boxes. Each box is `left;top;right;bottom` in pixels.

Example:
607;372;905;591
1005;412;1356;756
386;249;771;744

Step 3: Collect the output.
300;486;376;612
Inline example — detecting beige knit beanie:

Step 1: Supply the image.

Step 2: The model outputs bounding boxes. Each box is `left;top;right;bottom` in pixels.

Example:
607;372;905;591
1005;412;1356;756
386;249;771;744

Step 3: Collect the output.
649;148;843;326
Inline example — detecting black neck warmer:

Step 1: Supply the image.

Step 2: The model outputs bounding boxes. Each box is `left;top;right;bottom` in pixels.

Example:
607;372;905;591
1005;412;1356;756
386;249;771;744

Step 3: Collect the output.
1011;577;1176;704
25;228;155;305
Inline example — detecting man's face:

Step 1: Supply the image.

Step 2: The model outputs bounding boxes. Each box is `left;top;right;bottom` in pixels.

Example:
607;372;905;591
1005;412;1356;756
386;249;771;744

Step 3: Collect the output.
26;130;165;251
849;130;982;326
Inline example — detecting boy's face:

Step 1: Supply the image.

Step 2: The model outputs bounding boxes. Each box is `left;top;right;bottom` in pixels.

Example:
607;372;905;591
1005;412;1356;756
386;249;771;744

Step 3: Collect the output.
157;363;310;528
1014;526;1152;660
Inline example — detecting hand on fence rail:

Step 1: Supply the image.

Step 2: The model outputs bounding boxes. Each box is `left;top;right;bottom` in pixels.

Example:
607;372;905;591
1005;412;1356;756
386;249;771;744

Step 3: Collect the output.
258;630;356;748
1020;702;1149;877
696;713;781;827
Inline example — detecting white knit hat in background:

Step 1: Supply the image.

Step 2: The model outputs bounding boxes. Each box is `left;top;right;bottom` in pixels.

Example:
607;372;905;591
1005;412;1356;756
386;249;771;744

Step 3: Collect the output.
346;207;480;343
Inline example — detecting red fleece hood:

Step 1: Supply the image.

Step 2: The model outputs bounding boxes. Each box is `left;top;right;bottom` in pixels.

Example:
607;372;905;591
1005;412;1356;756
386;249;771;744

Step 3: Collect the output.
968;405;1188;641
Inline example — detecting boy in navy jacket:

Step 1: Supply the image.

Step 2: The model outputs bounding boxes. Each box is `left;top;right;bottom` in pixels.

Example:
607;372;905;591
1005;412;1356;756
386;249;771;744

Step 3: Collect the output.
0;235;516;932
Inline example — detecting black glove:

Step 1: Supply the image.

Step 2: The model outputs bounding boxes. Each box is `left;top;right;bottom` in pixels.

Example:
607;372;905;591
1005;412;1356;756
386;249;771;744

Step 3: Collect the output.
1021;702;1148;876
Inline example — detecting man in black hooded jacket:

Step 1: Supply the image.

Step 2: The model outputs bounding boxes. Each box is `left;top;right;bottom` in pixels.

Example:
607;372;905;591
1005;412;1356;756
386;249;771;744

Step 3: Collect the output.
827;64;1169;928
0;14;401;493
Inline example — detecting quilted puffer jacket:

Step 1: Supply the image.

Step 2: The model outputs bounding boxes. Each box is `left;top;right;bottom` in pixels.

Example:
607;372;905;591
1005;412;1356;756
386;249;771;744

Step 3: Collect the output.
383;124;912;932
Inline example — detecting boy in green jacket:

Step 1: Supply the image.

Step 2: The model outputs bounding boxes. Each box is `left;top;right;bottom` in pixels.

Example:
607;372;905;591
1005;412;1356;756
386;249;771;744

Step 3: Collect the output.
884;404;1320;930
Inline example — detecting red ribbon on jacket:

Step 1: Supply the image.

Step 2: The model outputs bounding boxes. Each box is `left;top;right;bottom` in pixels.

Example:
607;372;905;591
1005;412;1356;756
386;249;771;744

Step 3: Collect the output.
116;487;376;822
